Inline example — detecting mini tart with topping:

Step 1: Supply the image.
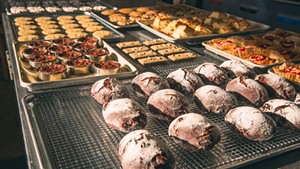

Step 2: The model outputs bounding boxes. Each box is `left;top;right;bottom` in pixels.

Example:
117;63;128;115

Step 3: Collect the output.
273;62;300;84
209;38;237;51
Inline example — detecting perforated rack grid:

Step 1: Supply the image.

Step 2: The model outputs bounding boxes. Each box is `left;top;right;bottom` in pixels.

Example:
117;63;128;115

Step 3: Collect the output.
24;84;300;169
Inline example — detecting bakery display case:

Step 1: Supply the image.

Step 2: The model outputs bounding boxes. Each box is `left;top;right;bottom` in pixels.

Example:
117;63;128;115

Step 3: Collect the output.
3;0;300;169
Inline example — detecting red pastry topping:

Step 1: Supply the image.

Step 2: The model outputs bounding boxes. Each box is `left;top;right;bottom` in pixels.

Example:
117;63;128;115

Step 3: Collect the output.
284;67;300;74
234;47;246;52
217;40;232;47
249;54;266;62
95;61;120;69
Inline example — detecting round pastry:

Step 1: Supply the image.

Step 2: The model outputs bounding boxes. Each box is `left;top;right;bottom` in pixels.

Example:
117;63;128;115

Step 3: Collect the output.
58;19;76;25
226;76;269;106
91;77;130;105
42;29;61;35
37;20;57;26
18;35;39;42
41;24;60;30
62;24;80;29
102;98;147;132
18;25;38;31
136;7;150;13
118;8;133;14
93;30;113;38
147;89;190;121
67;32;88;39
167;68;204;94
86;25;104;32
225;106;276;141
101;9;115;16
75;15;91;20
220;60;256;78
14;17;32;22
35;17;52;22
131;72;169;99
255;74;297;100
77;19;95;24
119;130;175;169
168;113;221;151
194;85;238;114
295;93;300;105
57;15;74;21
109;13;126;23
260;99;300;130
18;29;38;36
65;28;85;34
81;22;99;28
193;62;229;85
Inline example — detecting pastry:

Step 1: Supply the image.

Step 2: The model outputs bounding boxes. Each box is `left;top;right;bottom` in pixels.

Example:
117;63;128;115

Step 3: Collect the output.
41;24;60;30
118;8;133;14
57;15;74;21
102;98;147;132
220;60;256;78
62;24;80;29
101;9;115;16
78;19;95;24
58;20;76;25
18;25;38;31
15;21;34;26
272;62;300;84
209;11;227;19
81;22;99;28
42;29;61;35
65;28;85;34
18;35;39;42
150;43;177;51
75;15;91;20
167;68;204;94
138;56;168;65
92;30;113;38
37;20;57;26
194;85;238;114
255;74;297;99
136;7;150;13
147;89;190;121
193;63;229;85
294;93;300;105
91;77;130;105
260;99;300;130
18;30;38;36
35;17;52;22
109;13;126;23
131;72;169;99
167;52;197;61
226;76;269;106
86;25;104;32
225;106;276;141
143;39;167;46
44;34;65;40
116;41;142;49
158;47;186;55
14;17;32;22
67;32;88;39
168;113;221;151
118;130;175;169
129;50;158;59
122;46;150;54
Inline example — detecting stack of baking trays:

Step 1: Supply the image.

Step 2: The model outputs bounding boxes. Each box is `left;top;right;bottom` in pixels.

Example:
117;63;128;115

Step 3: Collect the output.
5;2;300;169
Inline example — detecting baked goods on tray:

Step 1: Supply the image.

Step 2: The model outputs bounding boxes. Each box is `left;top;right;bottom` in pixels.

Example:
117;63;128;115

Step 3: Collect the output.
205;29;300;66
272;62;300;84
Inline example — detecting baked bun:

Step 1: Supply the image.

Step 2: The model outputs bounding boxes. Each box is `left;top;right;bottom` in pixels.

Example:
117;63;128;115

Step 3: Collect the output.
168;113;221;151
167;68;204;94
193;63;229;85
255;74;297;100
91;77;130;105
220;60;256;78
147;89;190;121
118;130;175;169
131;72;169;99
225;106;276;141
295;93;300;105
260;99;300;130
102;98;147;132
194;85;238;114
226;76;269;106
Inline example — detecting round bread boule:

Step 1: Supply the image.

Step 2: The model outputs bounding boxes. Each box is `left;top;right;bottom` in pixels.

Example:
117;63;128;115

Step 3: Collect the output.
147;89;190;121
119;130;175;169
194;85;238;114
226;76;269;106
167;68;204;94
91;77;130;105
131;72;169;99
102;98;147;132
193;62;229;85
220;60;256;78
225;106;276;141
168;113;221;151
260;99;300;130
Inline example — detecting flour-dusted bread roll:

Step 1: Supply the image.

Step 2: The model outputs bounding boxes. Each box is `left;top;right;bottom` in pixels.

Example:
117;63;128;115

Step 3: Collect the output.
147;89;190;121
220;60;256;78
260;99;300;130
132;72;169;99
102;98;147;132
194;62;229;85
194;85;238;114
225;106;276;141
295;93;300;105
167;68;204;94
168;113;221;151
226;76;269;106
119;130;175;169
91;77;130;105
255;74;297;100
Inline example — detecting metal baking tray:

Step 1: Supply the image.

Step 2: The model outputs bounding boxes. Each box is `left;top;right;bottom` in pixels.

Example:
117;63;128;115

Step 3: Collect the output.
15;41;138;91
137;17;270;43
9;12;125;42
22;82;300;169
202;41;282;69
5;1;109;15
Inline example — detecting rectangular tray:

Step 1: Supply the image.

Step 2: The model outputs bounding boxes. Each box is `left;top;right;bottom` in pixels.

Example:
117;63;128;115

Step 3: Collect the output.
137;17;270;43
202;41;280;69
15;41;138;91
9;12;125;43
22;83;300;169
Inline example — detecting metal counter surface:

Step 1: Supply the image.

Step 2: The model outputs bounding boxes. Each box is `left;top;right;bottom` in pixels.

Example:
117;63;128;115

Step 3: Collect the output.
3;12;300;169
